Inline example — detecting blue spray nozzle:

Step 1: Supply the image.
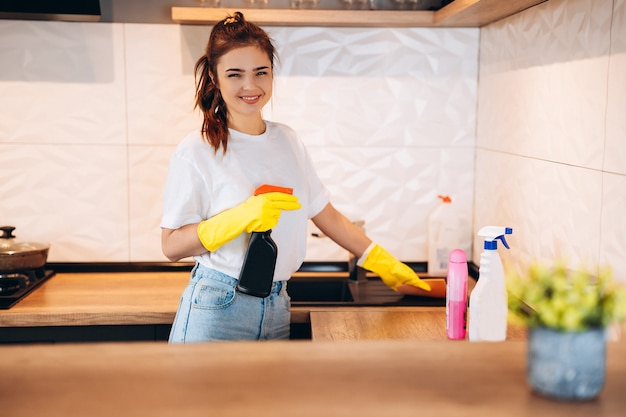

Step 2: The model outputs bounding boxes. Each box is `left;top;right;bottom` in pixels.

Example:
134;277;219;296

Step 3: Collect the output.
496;234;510;249
478;226;513;250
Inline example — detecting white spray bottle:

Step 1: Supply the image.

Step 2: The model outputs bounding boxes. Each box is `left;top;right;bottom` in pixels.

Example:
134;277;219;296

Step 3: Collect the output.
468;226;513;342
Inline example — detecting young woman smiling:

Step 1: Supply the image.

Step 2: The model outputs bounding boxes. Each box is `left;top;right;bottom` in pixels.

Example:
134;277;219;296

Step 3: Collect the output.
161;12;430;343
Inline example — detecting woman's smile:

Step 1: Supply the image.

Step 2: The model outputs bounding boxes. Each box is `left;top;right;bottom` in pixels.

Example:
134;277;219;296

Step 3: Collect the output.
240;94;261;104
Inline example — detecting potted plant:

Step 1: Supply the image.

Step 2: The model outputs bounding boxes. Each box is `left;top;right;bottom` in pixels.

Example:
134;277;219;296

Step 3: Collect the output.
507;262;626;401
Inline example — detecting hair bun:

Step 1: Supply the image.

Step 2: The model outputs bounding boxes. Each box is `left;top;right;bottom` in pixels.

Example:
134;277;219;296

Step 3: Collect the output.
223;11;244;25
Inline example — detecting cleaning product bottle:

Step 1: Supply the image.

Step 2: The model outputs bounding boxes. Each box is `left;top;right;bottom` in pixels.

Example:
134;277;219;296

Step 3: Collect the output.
237;184;292;298
468;226;513;342
446;248;468;340
237;229;278;298
428;195;458;276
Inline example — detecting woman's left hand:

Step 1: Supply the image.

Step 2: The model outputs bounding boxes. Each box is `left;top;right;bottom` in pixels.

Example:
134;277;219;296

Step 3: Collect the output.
361;244;431;292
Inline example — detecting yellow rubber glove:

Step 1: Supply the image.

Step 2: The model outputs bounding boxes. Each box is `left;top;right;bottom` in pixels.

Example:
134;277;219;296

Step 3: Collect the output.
197;192;301;252
361;243;431;292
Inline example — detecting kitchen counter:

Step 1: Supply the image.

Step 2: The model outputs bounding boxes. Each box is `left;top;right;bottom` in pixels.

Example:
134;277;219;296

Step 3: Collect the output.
1;338;625;417
1;272;624;416
0;272;445;328
0;272;528;343
0;272;190;327
0;271;526;343
310;310;527;341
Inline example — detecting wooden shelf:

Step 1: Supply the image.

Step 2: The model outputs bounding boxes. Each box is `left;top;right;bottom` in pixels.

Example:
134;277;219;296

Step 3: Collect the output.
172;8;434;27
171;0;548;27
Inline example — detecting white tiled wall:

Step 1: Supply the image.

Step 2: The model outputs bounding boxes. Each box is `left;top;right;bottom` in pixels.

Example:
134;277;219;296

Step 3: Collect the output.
475;0;626;283
3;0;623;283
0;20;478;263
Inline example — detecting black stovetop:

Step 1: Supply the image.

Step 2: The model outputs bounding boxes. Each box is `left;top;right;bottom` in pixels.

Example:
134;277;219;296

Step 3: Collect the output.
0;268;55;309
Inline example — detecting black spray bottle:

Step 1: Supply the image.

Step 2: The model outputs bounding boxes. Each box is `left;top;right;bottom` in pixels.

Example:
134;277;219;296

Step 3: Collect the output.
237;185;292;298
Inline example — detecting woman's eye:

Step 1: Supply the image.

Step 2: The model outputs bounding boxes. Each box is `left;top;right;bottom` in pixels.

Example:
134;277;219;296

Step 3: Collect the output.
227;73;241;78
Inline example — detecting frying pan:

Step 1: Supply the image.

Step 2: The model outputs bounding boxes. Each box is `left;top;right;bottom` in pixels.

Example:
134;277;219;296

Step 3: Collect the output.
0;226;50;273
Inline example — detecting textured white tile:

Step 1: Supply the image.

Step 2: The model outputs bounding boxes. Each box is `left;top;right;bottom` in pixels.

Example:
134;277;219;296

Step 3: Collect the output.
265;27;479;149
1;21;478;264
0;21;127;145
125;24;203;146
474;0;626;283
305;146;474;261
128;145;176;261
0;144;129;261
473;150;603;276
478;0;611;170
600;173;626;284
605;0;626;175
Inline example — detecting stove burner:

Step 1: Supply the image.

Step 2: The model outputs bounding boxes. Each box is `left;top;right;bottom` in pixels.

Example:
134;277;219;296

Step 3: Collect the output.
0;267;55;308
0;277;23;295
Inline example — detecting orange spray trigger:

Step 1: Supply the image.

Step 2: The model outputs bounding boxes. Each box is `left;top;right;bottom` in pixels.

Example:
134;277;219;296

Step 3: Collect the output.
254;184;293;196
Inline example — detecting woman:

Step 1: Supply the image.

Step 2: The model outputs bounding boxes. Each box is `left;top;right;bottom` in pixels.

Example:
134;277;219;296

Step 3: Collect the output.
161;12;430;343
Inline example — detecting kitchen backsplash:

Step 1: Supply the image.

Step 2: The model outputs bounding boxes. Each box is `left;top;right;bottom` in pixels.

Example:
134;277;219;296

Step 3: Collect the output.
0;18;477;264
1;0;625;285
475;0;626;283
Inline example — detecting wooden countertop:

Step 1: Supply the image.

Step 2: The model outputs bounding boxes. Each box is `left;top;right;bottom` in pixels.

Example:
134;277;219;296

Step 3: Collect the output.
1;338;625;417
310;310;527;341
0;272;190;327
311;309;448;341
0;272;448;329
0;272;527;343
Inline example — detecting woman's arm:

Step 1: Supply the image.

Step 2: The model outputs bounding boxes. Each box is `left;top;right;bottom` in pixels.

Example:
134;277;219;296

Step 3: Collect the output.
161;224;207;262
162;192;301;262
311;203;371;258
313;202;431;292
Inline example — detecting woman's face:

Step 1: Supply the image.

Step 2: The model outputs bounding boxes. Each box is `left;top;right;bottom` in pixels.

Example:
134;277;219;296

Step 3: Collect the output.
215;45;273;124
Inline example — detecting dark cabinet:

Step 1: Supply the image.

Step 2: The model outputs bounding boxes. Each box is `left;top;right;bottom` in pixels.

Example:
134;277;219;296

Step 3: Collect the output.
0;324;172;344
0;323;310;344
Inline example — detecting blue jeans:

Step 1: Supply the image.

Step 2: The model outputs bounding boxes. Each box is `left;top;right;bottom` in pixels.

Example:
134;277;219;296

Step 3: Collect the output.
169;263;291;343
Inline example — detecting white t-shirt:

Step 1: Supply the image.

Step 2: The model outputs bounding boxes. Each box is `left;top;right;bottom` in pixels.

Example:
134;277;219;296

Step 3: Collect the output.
161;121;330;281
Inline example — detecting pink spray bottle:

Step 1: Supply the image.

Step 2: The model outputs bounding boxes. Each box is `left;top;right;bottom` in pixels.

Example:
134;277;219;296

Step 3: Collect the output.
446;249;468;340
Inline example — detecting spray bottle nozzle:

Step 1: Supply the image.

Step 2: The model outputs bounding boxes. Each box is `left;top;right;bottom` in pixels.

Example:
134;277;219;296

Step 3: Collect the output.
478;226;513;250
496;234;510;249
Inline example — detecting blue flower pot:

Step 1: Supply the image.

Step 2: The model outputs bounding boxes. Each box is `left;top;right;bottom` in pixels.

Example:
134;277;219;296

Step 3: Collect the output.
527;327;606;401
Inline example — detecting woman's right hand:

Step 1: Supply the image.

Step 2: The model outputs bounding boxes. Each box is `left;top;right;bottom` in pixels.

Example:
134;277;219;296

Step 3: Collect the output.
239;192;301;233
197;192;301;252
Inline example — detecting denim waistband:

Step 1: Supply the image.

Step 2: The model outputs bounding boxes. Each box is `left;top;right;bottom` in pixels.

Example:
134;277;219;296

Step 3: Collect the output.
193;263;285;295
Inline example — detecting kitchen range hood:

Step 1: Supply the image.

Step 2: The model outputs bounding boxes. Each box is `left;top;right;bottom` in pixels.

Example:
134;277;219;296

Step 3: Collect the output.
0;0;101;22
